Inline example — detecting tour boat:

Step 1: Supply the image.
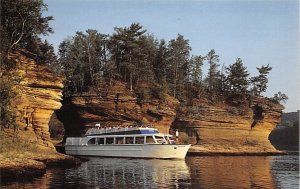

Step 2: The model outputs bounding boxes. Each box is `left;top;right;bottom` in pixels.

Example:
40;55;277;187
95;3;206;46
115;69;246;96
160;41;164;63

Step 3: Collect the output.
65;124;191;159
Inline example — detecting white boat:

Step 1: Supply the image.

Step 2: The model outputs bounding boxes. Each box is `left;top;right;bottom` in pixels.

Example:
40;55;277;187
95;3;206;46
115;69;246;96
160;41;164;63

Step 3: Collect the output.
65;125;191;159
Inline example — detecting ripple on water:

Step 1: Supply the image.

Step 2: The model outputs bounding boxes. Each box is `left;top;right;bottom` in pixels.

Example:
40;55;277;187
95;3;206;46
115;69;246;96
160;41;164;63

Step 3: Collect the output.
1;155;299;189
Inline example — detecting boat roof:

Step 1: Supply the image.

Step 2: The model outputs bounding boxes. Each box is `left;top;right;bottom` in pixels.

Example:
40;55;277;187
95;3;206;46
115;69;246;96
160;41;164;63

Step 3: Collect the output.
85;126;160;136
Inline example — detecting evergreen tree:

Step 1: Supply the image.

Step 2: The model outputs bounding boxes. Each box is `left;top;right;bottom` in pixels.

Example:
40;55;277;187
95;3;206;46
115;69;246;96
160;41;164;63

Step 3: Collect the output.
36;39;57;65
206;49;220;96
189;55;205;99
109;23;147;91
58;30;108;95
272;92;288;104
225;58;250;103
250;64;272;95
166;34;191;99
190;55;205;85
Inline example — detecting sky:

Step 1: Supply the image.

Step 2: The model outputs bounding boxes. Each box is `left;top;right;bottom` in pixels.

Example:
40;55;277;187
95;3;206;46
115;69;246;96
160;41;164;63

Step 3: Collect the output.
43;0;299;112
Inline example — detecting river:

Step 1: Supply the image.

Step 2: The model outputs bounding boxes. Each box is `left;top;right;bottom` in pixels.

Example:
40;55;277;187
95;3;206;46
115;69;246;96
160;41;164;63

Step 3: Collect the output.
2;155;299;189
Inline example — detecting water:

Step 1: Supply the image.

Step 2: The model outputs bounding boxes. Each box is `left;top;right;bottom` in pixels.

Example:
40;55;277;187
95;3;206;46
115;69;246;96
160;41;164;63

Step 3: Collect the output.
2;155;299;189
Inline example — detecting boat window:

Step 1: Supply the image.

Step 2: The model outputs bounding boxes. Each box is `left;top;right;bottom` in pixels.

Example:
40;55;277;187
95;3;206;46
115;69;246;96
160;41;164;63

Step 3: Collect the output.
146;136;155;144
97;138;104;145
167;136;175;144
106;137;114;144
155;136;166;144
135;136;144;144
87;138;96;145
115;137;124;144
125;137;134;144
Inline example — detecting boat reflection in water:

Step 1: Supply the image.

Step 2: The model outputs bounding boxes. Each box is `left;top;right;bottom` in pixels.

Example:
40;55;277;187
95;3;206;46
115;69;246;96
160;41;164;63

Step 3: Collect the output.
64;157;191;188
3;155;298;188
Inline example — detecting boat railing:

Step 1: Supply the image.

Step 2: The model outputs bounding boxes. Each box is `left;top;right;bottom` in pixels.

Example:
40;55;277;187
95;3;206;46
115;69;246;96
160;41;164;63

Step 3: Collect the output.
85;125;157;136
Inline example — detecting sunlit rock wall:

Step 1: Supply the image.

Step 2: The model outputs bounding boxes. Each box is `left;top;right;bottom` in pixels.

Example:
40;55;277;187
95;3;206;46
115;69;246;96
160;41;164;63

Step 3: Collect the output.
56;81;179;138
172;97;283;153
9;51;64;149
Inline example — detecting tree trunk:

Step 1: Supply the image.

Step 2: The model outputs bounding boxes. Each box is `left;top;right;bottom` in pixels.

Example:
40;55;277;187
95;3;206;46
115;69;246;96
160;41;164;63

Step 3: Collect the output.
130;72;133;91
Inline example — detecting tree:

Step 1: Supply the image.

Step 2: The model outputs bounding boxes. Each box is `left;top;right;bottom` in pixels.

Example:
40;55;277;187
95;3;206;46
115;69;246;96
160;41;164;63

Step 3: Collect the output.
166;34;191;99
272;92;288;104
36;39;57;65
58;30;108;95
153;39;168;86
206;49;220;96
225;58;250;102
190;55;205;85
109;23;147;91
1;0;53;51
250;64;272;95
0;0;54;130
189;55;205;99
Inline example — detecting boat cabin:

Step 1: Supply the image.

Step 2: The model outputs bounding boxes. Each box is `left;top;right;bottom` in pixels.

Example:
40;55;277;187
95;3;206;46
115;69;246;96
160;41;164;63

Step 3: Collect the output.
66;127;175;146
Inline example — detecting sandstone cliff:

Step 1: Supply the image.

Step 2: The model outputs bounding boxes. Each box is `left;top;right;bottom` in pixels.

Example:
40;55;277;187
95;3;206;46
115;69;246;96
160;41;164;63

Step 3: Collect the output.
56;80;284;153
9;51;64;149
56;81;179;138
173;97;284;153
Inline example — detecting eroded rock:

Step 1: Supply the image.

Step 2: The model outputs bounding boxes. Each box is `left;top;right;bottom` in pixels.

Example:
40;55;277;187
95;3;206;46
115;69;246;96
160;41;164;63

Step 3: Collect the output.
9;51;64;150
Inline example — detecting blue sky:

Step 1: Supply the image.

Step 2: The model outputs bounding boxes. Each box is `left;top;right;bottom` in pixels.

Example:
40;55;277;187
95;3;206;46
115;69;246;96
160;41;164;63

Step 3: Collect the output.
43;0;299;112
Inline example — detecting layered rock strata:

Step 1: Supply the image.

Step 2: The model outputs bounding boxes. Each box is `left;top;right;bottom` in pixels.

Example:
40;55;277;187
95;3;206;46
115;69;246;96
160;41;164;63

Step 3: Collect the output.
56;82;179;138
9;51;64;149
173;97;284;153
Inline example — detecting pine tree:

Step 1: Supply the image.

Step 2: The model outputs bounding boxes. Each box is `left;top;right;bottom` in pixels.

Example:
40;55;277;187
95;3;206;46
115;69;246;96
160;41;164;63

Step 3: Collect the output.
58;30;108;95
109;23;146;91
225;58;250;103
166;34;191;99
250;64;272;96
206;49;220;96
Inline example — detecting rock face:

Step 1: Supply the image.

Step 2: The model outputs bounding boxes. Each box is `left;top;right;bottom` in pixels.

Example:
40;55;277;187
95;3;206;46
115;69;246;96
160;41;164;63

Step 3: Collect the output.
57;78;283;153
9;51;64;150
56;81;179;138
173;97;284;153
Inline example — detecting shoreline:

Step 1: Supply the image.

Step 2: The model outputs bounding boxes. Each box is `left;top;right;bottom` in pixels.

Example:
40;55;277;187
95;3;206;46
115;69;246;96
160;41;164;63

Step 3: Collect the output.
187;151;288;156
0;153;81;183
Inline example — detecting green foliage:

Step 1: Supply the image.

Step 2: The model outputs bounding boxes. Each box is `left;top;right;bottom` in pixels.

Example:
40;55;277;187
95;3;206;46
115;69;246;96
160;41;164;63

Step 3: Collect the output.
166;34;191;99
0;0;55;130
58;30;109;95
206;49;220;95
225;58;250;103
189;55;205;99
109;23;152;91
0;76;17;130
1;0;53;52
57;23;282;107
250;64;272;95
271;91;288;104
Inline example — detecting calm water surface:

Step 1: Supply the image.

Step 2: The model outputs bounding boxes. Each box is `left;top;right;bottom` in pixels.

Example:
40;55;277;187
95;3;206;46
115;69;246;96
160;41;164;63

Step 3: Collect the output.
2;155;299;189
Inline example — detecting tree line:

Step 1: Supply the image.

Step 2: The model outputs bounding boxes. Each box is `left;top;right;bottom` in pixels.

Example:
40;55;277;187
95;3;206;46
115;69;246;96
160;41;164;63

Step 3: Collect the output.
56;23;286;106
0;0;288;128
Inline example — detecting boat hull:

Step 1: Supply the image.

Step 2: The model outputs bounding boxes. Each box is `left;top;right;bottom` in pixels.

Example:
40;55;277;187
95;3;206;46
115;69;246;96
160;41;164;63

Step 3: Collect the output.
65;144;191;159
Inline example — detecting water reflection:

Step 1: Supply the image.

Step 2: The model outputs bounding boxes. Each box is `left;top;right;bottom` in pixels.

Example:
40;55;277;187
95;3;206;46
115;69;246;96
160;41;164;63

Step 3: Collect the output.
271;155;299;189
2;155;299;189
63;158;191;188
186;156;277;189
